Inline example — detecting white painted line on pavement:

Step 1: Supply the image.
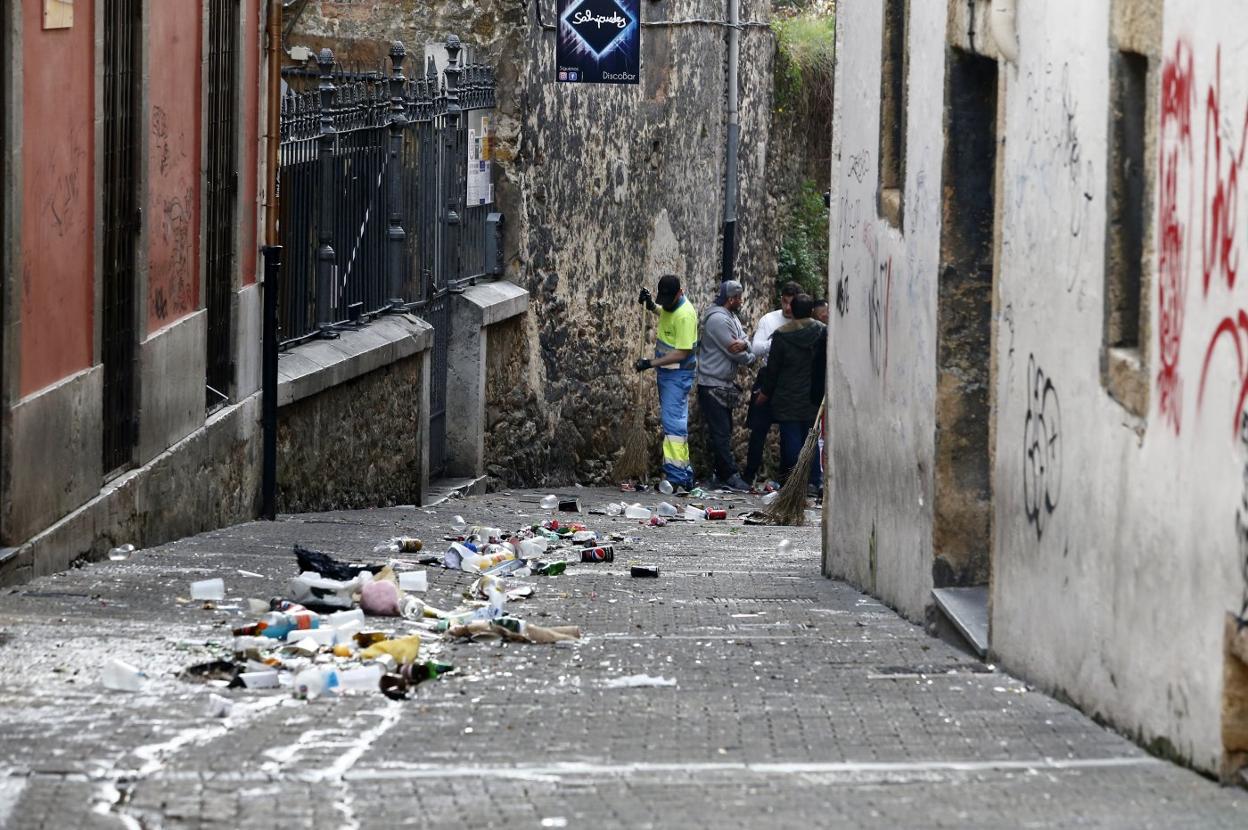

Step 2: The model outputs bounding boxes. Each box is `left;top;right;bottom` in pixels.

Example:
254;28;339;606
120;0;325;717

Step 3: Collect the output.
338;756;1162;783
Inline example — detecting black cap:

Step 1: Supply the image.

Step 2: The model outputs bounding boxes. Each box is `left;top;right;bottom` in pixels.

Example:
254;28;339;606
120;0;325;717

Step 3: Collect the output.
655;274;681;305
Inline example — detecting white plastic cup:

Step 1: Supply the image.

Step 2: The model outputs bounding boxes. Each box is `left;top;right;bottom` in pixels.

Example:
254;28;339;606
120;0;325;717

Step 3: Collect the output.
685;505;706;521
761;491;780;506
336;665;383;693
190;578;226;601
656;502;677;518
540;494;559;509
101;659;144;692
777;539;793;554
399;570;428;592
658;480;674;495
326;608;365;628
606;503;623;516
624;504;651;520
286;628;335;646
108;544;135;562
240;670;280;690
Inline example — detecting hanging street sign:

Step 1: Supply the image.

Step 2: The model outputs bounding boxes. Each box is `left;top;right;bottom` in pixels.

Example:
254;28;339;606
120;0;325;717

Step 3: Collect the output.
556;0;640;85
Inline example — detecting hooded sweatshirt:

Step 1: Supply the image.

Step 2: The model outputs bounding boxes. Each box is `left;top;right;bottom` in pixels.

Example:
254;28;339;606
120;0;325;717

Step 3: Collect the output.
760;318;826;422
697;304;755;388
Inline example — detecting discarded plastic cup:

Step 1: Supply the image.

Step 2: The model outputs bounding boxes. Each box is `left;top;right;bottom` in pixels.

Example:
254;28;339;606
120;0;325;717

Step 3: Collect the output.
240;669;281;689
336;664;383;693
655;502;677;518
108;544;135;562
624;504;651;521
684;505;705;521
606;503;623;516
777;539;792;554
761;491;780;506
658;480;674;495
540;494;559;509
518;538;549;558
398;570;428;592
326;608;365;629
190;578;226;601
102;659;144;692
451;515;467;532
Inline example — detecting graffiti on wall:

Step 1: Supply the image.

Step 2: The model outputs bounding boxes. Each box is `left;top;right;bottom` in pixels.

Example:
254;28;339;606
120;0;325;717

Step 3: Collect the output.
867;255;892;381
1157;41;1196;435
1187;46;1248;438
1008;61;1096;304
1022;354;1062;541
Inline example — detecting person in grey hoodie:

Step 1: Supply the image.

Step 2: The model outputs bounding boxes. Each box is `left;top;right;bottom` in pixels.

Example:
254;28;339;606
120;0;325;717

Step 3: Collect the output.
695;280;755;492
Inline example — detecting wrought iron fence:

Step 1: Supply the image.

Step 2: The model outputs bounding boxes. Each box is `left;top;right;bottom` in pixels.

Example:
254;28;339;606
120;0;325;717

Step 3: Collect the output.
276;38;499;348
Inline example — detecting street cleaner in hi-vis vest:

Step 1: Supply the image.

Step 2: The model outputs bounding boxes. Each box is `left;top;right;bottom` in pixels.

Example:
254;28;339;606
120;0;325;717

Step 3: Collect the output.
634;274;698;491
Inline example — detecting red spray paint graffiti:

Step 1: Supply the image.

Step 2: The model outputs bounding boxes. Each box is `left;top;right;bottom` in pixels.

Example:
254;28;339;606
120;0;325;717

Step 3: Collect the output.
1201;47;1248;297
1194;48;1248;438
1157;40;1195;435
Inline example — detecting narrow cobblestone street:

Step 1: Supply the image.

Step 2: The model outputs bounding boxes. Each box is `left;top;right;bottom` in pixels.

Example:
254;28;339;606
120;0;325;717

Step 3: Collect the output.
0;489;1242;828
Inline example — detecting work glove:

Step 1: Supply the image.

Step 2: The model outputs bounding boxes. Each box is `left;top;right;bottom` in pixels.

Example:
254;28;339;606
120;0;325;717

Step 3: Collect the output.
638;288;657;311
634;358;653;372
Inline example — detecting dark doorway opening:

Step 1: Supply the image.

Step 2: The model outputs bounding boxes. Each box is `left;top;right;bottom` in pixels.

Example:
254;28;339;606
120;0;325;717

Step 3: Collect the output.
932;48;998;655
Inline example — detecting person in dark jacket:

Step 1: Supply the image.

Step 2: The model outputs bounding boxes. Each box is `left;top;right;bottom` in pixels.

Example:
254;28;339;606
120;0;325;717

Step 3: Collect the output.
758;294;825;493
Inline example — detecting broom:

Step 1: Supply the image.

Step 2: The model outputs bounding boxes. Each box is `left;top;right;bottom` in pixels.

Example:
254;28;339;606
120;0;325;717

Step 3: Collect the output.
765;398;826;526
613;297;653;483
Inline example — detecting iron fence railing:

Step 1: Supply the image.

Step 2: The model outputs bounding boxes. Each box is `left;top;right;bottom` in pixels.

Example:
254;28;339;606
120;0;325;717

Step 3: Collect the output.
276;37;500;348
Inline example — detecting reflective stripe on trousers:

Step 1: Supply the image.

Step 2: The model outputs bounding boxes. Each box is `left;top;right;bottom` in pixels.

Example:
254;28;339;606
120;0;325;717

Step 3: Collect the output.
657;367;695;488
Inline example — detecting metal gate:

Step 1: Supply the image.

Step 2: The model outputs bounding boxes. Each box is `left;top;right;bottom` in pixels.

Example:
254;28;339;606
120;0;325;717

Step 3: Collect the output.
275;36;498;476
205;0;239;407
101;0;141;474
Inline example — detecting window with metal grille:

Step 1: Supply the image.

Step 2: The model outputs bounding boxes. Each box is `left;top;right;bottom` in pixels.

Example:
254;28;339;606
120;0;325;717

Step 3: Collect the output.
205;0;240;407
101;0;141;475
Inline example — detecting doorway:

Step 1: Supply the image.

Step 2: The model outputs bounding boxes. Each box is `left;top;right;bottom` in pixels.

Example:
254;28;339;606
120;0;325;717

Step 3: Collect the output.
932;47;999;656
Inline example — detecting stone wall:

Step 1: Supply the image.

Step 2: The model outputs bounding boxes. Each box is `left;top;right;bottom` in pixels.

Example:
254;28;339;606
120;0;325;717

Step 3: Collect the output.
277;354;425;512
289;0;820;485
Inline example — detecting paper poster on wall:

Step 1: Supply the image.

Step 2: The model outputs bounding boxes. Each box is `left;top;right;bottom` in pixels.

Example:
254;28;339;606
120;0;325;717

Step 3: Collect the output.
556;0;640;85
466;115;494;206
44;0;73;29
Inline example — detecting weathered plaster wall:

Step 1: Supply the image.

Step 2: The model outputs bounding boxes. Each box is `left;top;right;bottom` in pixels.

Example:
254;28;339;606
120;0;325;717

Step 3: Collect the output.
19;0;94;396
824;0;945;621
146;0;201;331
829;0;1248;774
289;0;796;484
990;0;1241;775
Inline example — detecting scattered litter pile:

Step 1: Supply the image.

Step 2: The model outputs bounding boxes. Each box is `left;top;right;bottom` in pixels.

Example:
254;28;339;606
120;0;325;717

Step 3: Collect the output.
101;491;754;703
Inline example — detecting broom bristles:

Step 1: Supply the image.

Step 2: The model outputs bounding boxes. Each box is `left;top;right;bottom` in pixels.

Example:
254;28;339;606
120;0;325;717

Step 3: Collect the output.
614;414;650;482
765;399;826;526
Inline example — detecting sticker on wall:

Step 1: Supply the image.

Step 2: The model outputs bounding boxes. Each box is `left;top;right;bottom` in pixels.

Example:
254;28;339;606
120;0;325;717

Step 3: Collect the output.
44;0;73;29
556;0;640;85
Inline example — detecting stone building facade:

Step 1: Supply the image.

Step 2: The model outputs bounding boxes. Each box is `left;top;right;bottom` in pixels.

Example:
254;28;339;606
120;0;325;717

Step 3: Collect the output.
287;0;815;485
827;0;1248;778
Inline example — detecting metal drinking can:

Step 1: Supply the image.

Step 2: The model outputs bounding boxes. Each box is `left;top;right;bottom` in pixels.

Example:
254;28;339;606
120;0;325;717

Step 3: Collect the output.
580;545;615;563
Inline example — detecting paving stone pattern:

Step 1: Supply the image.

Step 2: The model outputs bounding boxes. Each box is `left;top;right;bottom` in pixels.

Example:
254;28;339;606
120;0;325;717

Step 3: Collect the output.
0;489;1242;828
